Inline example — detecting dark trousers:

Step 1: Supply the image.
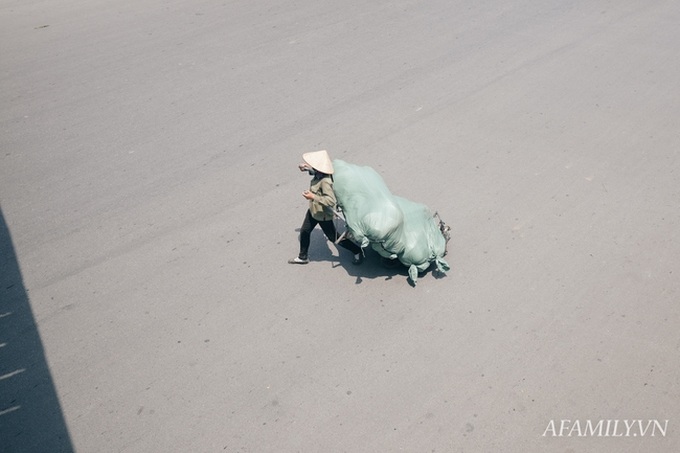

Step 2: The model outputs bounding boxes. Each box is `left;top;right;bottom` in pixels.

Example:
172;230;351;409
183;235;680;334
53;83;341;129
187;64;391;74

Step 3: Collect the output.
298;210;361;259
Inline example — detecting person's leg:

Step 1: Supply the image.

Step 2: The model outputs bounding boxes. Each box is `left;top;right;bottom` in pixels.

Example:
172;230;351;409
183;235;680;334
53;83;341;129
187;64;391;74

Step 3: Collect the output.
318;219;339;244
297;210;318;260
337;237;362;255
319;220;363;264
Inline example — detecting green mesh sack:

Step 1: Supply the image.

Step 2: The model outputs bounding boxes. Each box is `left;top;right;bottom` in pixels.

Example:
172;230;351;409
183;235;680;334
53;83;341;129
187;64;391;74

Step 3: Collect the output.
333;159;450;284
332;160;404;251
393;196;451;282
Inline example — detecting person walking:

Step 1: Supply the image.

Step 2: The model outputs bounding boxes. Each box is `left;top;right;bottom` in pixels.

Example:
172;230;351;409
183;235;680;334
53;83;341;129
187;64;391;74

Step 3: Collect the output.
288;150;363;265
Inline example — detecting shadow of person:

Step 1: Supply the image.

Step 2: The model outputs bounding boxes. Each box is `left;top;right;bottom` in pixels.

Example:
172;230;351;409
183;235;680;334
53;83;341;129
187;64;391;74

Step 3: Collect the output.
0;208;74;452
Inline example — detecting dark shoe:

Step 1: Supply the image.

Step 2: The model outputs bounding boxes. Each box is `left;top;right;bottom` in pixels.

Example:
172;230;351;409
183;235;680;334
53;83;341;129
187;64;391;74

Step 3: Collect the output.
352;253;364;265
288;257;309;264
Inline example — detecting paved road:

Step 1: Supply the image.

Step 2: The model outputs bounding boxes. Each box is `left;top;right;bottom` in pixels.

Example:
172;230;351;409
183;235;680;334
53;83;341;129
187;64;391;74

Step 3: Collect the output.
2;0;679;452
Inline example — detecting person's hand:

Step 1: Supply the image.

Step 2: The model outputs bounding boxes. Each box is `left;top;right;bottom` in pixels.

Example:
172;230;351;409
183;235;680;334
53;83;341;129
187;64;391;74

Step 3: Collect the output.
302;190;315;200
298;163;311;172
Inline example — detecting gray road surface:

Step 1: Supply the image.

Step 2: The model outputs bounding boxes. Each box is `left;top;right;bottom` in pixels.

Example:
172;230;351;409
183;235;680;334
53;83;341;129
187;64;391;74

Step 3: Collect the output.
1;0;679;452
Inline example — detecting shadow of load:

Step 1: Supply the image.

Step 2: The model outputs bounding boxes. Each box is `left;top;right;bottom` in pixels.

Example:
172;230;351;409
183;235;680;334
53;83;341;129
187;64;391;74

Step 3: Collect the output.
292;224;450;287
335;247;449;288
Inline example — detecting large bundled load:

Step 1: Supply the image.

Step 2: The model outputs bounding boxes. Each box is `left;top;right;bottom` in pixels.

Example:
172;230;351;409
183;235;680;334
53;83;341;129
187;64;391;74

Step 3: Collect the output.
332;159;451;284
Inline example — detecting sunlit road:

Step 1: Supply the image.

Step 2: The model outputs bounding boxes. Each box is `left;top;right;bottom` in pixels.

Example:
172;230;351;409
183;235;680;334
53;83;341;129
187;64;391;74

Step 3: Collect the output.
1;1;679;451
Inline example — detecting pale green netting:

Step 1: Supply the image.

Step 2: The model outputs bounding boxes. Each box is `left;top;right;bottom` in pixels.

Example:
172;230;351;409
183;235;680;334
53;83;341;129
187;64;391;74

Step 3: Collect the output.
333;159;450;284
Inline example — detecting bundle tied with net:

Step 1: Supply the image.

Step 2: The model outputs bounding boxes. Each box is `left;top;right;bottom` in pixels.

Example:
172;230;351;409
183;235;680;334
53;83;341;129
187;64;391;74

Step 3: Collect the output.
332;159;451;284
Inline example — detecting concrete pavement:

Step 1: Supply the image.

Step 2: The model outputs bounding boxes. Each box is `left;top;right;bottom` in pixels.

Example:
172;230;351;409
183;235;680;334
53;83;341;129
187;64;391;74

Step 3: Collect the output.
1;0;679;451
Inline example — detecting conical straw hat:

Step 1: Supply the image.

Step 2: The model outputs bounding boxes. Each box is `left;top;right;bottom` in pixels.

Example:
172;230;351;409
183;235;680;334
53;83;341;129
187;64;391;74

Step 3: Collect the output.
302;150;334;174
